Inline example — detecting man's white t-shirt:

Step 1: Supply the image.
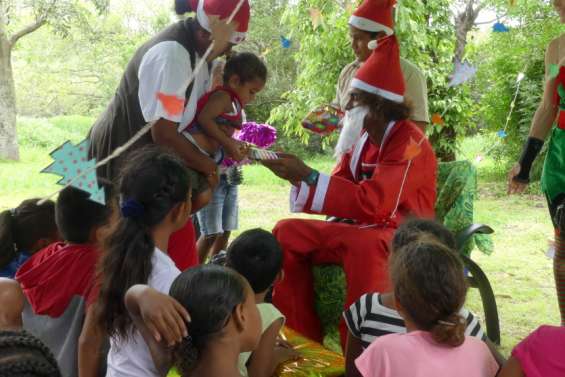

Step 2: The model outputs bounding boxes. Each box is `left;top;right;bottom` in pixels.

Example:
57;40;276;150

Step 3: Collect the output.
137;40;211;131
106;248;181;377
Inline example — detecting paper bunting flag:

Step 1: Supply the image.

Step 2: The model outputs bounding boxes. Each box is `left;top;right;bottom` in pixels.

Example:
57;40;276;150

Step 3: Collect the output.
497;130;508;138
280;36;292;49
403;137;422;161
493;22;509;33
42;139;106;205
309;8;322;30
549;64;560;80
448;61;477;88
431;113;445;126
157;92;184;116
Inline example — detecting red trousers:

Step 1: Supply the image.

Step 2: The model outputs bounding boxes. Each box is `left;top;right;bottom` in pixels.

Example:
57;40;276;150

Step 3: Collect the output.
272;219;393;348
168;220;199;271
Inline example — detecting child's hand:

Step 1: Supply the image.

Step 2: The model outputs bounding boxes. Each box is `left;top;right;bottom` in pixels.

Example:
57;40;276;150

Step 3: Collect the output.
225;139;249;162
274;344;300;365
136;288;190;346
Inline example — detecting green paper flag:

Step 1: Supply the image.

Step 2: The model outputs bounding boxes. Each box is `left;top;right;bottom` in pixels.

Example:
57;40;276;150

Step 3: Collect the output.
549;63;559;79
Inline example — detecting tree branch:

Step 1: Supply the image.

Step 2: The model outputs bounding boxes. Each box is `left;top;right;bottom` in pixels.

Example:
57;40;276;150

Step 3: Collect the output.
9;18;46;46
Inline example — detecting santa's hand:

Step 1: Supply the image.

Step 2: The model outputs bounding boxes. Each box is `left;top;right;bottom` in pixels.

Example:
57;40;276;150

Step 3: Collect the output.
261;153;312;183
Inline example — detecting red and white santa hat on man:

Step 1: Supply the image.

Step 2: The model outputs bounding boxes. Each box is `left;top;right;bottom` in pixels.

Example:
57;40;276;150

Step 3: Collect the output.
176;0;250;44
349;0;396;36
350;35;405;103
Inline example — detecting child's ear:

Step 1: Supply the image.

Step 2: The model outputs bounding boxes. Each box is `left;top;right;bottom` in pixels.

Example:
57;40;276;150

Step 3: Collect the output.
233;302;246;332
276;270;284;284
228;74;241;88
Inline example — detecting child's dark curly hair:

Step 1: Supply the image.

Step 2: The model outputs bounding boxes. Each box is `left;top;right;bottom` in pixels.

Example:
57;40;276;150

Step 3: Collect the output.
0;330;61;377
223;52;267;85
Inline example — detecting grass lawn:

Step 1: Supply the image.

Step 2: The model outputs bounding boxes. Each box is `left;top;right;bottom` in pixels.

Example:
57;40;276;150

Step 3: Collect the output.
0;121;559;357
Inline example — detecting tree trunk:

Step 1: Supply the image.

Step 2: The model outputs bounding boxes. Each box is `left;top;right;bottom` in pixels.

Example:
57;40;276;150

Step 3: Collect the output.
0;35;19;161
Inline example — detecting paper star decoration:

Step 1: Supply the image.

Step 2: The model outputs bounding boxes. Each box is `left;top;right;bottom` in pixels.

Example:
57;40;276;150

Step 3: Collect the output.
309;8;322;30
403;137;423;161
431;113;445;126
208;14;237;57
42;139;105;205
157;92;184;117
493;22;509;33
280;36;292;49
448;61;477;88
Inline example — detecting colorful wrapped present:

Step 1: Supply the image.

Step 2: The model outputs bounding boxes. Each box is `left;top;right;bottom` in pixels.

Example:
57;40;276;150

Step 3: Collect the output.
275;327;345;377
301;105;344;136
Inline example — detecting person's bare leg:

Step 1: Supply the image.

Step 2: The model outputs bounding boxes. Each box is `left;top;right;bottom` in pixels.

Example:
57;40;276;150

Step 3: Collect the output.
197;234;219;263
555;203;565;325
211;231;231;256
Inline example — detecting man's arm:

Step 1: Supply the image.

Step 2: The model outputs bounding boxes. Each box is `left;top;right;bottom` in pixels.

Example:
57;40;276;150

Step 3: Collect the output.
78;306;106;377
0;278;24;330
151;118;219;187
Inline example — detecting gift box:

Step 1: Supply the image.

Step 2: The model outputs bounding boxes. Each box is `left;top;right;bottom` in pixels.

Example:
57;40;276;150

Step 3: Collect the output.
301;105;344;136
275;327;345;377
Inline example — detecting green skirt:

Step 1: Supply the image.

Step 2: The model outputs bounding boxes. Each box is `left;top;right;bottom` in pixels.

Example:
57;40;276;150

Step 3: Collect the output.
541;126;565;203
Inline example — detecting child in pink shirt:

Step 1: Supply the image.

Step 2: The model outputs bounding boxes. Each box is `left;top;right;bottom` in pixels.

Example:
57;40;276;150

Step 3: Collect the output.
355;236;499;377
498;325;565;377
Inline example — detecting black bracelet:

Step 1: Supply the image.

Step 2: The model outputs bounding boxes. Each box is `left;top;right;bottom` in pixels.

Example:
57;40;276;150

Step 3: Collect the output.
515;137;544;183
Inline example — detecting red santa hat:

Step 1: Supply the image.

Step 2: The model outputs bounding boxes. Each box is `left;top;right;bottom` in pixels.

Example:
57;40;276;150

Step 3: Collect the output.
349;0;396;36
350;35;405;103
176;0;250;44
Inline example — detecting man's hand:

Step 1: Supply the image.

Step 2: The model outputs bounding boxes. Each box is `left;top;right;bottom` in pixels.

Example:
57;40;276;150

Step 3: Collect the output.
507;163;528;195
261;153;313;183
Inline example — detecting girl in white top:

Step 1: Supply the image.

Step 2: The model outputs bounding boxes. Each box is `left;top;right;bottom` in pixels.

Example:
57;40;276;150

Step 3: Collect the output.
95;145;208;377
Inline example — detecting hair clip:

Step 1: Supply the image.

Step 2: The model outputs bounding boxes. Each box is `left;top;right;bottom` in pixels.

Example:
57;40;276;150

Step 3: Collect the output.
120;198;145;219
437;320;456;327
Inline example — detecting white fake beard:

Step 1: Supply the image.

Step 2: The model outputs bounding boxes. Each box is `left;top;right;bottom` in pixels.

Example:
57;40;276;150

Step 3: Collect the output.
334;106;369;160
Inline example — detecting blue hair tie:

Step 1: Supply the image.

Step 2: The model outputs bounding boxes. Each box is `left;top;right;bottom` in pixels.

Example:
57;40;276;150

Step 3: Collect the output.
120;199;145;219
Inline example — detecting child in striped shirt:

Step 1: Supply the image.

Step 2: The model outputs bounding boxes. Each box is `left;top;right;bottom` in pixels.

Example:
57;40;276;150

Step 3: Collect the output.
343;219;503;377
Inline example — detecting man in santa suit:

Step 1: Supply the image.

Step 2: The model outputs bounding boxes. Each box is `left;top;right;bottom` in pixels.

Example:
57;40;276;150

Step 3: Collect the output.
262;35;437;347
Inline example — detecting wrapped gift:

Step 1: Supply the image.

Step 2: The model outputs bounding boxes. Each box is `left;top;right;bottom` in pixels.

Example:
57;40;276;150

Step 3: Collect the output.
275;327;345;377
301;105;344;136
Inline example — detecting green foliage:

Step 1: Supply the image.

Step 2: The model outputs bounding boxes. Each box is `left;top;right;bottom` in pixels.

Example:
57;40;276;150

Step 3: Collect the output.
17;115;94;149
268;0;353;149
470;0;564;176
268;0;474;160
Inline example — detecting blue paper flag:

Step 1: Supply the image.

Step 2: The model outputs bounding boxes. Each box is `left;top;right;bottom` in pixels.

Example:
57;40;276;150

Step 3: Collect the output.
42;139;105;205
497;130;508;138
280;36;292;49
493;22;509;33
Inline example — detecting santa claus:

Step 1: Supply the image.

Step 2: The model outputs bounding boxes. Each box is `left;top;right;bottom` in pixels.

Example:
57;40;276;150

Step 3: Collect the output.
262;35;437;346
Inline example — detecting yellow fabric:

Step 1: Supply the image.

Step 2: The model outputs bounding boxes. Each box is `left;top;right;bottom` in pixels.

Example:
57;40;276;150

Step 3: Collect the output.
275;327;345;377
238;303;285;376
333;58;429;123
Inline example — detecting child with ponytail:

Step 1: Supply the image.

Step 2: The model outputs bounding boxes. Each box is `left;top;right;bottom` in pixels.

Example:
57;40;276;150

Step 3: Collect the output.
0;199;59;278
95;145;209;377
124;264;262;377
354;237;499;377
